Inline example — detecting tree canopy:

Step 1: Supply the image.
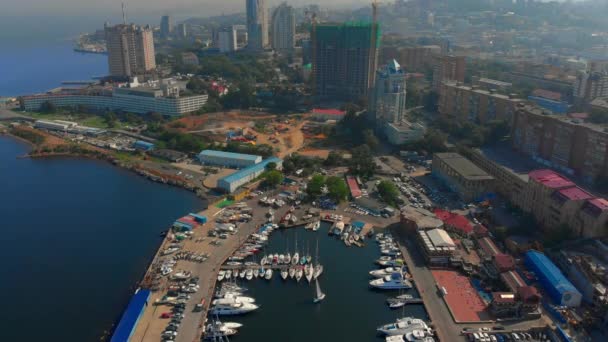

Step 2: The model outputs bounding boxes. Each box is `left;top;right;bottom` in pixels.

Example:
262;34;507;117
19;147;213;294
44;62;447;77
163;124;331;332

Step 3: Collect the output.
325;176;349;202
306;174;325;199
377;180;400;206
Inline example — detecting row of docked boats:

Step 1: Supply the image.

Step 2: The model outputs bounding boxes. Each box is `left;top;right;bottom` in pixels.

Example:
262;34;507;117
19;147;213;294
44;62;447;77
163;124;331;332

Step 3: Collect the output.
377;317;435;341
210;283;259;316
369;233;413;290
304;220;321;231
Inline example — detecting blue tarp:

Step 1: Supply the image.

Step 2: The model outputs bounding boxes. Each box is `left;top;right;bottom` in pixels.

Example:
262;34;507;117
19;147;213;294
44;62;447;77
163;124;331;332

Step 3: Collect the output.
111;289;150;342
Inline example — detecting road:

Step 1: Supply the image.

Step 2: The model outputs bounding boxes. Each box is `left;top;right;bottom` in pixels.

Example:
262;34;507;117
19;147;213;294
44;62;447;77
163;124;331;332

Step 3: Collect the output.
392;229;467;342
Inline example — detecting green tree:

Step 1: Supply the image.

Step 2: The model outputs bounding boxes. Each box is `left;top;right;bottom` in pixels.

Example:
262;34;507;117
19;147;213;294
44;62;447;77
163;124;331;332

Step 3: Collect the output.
263;170;284;188
266;162;277;171
306;174;325;198
349;144;376;178
377;180;399;206
325;176;349;202
363;129;380;150
104;111;118;128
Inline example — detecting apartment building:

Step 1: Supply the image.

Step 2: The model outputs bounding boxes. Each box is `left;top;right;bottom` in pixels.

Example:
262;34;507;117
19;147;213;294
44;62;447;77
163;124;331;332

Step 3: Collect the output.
105;24;156;77
438;81;522;124
271;2;295;53
511;104;608;182
432;55;465;91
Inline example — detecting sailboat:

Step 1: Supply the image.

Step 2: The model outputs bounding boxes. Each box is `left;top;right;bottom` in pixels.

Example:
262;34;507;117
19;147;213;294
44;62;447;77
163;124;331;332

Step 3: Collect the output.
292;236;299;265
313;239;323;279
305;263;314;283
281;268;288;280
313;278;326;303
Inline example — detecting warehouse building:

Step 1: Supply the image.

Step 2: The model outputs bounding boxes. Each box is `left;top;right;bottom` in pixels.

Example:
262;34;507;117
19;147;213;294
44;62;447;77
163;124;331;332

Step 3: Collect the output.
432;152;495;202
416;228;456;266
198;150;262;168
525;250;582;307
110;289;150;342
217;157;282;193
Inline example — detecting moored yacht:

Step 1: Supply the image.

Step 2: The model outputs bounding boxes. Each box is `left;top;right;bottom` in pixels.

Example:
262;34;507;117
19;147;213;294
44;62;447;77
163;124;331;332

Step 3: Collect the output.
377;317;430;336
369;273;413;290
209;301;259;315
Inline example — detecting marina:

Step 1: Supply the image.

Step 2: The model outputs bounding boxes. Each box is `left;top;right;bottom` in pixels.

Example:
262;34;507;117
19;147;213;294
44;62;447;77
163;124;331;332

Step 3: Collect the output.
206;221;431;341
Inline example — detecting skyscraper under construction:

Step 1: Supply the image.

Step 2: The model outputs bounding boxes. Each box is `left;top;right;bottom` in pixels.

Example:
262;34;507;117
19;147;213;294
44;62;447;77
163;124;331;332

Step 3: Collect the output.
312;22;380;102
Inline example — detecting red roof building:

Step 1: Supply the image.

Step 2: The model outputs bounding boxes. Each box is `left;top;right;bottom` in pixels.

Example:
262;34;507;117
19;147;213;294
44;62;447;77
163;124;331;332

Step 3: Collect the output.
433;209;474;235
494;253;515;272
500;270;527;293
529;169;574;189
474;224;489;237
556;187;593;201
478;236;501;257
518;286;541;308
345;176;362;199
532;89;562;101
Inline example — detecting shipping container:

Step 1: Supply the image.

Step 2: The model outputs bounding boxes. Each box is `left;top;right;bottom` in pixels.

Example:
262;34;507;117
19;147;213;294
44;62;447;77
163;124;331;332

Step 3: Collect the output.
189;213;207;223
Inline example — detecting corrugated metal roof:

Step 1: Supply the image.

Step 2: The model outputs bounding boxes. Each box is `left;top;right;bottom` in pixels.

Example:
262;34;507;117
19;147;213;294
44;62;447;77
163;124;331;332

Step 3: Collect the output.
110;289;150;342
426;229;455;247
220;157;282;184
525;250;581;297
198;150;261;161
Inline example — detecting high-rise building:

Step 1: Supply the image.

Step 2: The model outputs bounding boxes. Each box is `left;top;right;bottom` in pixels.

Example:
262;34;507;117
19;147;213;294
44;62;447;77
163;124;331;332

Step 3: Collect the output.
432;55;465;90
160;15;173;38
271;2;295;53
176;23;188;39
573;62;608;104
312;22;380;102
371;59;407;126
218;26;237;53
246;0;268;51
105;24;156;77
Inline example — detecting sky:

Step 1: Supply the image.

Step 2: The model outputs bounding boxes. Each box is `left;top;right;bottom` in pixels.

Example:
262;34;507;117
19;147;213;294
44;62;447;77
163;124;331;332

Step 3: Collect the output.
2;0;370;17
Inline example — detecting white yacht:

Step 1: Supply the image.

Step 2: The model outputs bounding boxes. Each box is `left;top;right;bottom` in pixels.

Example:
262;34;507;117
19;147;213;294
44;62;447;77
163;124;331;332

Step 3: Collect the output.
289;267;296;279
209;301;259;315
264;268;273;280
281;269;288;280
369;273;413;290
312;220;321;231
217;270;226;282
377;317;430;336
245;269;253;281
292;252;299;265
313;278;326;303
215;294;256;304
370;267;406;278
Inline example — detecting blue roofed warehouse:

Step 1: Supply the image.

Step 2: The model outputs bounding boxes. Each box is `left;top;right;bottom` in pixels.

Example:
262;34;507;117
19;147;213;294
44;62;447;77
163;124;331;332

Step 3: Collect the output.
198;150;262;168
110;288;151;342
218;157;282;193
524;250;582;307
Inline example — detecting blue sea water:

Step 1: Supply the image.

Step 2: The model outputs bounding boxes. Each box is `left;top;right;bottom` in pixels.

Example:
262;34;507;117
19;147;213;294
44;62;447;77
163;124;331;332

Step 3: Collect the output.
0;137;206;341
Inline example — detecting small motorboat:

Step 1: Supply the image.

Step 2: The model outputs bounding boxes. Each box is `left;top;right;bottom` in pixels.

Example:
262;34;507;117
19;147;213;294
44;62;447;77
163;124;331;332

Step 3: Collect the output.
245;269;253;281
217;270;226;282
281;269;288;280
225;270;232;280
264;268;273;280
312;220;321;231
239;269;246;278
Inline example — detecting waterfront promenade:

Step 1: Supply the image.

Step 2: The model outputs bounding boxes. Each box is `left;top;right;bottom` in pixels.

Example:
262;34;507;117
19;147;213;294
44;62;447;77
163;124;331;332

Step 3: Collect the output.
130;199;290;342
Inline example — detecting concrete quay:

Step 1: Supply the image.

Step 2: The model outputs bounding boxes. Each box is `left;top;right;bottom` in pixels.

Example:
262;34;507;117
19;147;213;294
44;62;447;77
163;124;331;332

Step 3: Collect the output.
130;200;289;342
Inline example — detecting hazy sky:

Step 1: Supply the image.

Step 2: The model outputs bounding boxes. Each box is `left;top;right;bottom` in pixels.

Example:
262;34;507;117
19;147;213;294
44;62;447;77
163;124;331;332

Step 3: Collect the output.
2;0;369;17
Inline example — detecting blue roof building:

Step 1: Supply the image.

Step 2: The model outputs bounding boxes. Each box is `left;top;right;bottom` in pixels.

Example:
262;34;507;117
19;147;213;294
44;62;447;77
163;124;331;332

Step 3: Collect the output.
524;250;582;307
218;157;282;192
110;289;151;342
133;140;155;151
198;150;262;168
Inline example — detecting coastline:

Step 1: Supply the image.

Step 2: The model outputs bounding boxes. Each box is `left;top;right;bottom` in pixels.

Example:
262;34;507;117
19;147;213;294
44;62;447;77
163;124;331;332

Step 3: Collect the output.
1;130;208;200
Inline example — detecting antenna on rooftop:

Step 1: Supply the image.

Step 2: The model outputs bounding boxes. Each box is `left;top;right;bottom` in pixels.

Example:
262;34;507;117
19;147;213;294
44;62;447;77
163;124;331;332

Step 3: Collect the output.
122;2;127;25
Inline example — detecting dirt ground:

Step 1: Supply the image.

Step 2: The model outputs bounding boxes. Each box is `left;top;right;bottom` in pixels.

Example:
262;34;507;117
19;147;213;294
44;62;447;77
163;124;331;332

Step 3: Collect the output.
298;148;332;159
